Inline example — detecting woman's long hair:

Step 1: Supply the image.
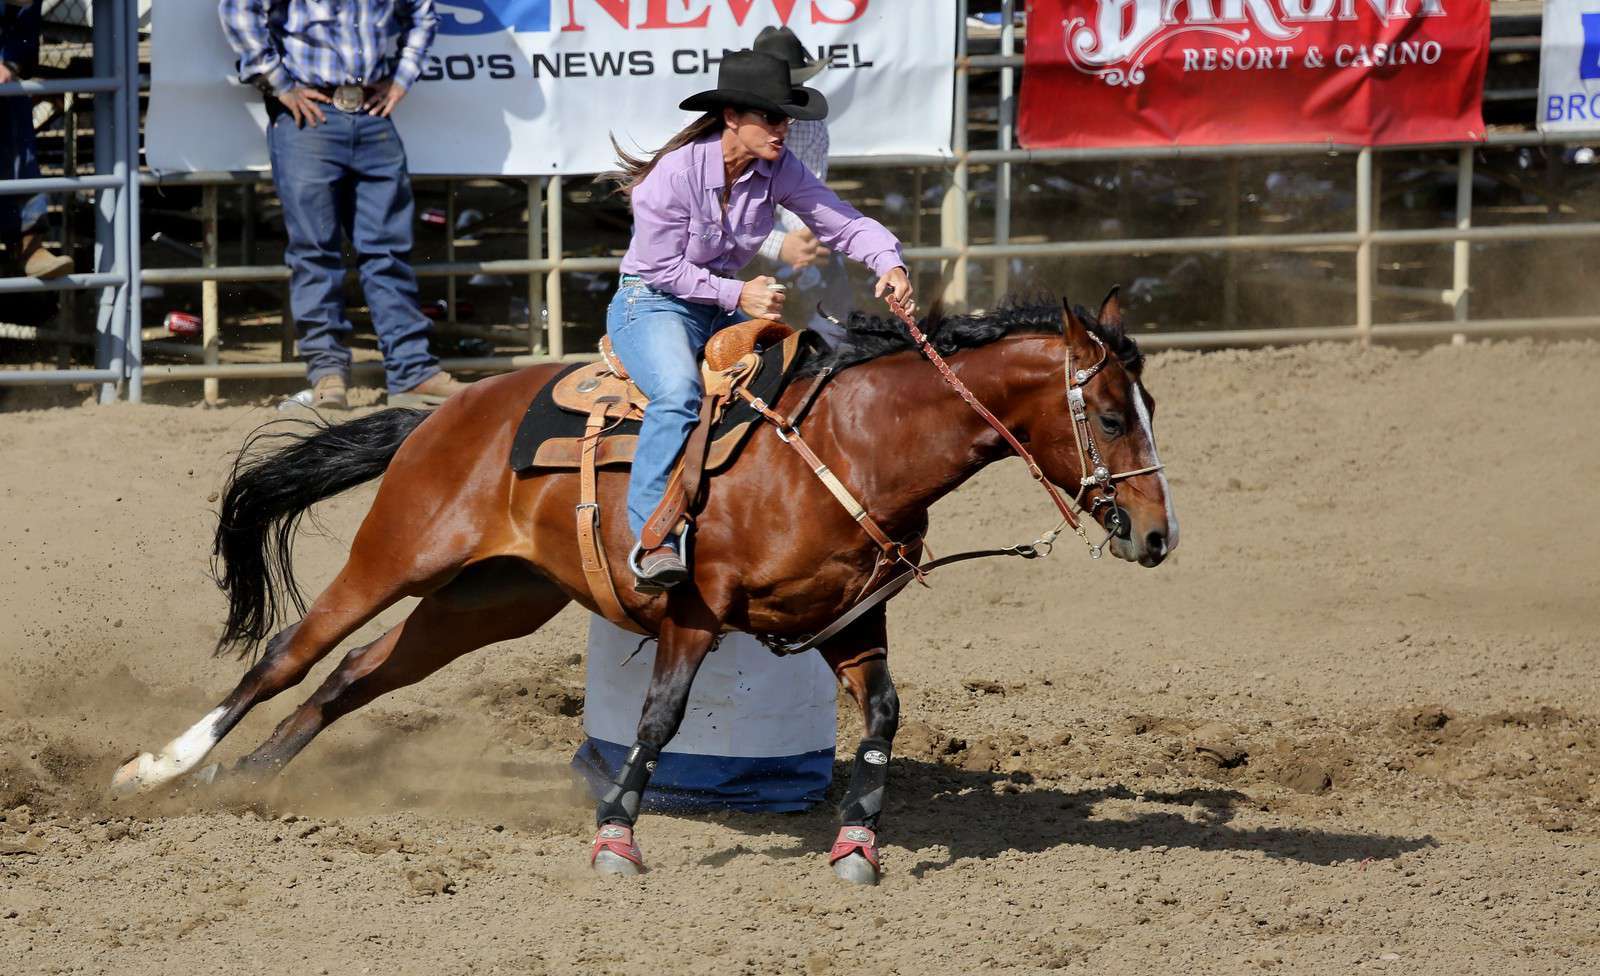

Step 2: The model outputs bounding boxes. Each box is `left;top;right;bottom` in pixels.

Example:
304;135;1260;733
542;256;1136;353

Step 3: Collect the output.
598;112;723;199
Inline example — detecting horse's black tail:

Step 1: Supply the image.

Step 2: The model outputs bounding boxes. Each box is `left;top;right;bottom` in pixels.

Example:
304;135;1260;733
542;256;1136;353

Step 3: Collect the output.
211;408;430;660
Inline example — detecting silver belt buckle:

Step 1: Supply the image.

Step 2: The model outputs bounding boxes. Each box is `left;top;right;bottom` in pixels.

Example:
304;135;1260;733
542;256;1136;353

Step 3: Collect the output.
332;84;364;113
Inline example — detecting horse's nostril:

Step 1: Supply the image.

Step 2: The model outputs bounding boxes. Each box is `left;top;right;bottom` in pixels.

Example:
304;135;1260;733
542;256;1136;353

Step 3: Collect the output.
1145;530;1167;555
1111;506;1133;540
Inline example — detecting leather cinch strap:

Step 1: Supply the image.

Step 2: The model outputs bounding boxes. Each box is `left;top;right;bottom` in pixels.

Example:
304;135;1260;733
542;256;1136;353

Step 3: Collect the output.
676;392;721;523
639;393;718;550
577;397;634;628
638;352;762;550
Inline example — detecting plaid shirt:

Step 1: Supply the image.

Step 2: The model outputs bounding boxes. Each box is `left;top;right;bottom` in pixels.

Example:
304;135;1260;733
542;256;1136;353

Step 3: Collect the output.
758;118;829;263
218;0;438;96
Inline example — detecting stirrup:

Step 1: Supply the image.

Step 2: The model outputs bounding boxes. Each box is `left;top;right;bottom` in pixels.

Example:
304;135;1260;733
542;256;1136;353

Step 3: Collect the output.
628;540;688;593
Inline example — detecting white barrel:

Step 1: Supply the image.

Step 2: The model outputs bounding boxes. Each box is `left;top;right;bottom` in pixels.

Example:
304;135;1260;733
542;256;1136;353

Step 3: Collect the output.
572;615;838;812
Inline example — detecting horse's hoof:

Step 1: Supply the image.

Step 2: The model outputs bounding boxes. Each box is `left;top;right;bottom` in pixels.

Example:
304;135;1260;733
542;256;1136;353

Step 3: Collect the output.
109;752;161;796
589;824;645;876
831;851;880;885
592;849;643;876
828;826;881;886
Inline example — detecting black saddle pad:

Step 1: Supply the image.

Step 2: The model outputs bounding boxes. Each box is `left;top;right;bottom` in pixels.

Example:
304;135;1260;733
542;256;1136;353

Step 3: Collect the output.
508;331;821;474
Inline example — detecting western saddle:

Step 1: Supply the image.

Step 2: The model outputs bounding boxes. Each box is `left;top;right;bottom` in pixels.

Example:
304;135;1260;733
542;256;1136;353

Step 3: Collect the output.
565;319;796;626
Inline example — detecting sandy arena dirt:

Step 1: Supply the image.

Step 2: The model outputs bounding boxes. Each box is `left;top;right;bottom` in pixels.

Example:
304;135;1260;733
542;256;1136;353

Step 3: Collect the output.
1;340;1598;975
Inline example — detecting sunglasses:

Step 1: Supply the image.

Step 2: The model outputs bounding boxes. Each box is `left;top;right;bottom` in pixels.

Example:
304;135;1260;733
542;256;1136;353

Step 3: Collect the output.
746;109;791;127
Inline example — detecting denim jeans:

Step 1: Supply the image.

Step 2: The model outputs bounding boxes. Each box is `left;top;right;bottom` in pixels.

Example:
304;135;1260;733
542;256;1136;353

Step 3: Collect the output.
267;108;438;393
605;276;743;539
0;96;48;246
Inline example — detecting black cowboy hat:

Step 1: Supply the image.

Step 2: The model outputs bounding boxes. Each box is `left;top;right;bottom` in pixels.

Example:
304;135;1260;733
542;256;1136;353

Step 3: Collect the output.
753;25;825;84
679;49;828;121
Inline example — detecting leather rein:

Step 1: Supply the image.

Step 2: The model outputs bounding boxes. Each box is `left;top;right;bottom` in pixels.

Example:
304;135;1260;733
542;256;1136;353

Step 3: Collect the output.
883;295;1163;559
753;296;1162;655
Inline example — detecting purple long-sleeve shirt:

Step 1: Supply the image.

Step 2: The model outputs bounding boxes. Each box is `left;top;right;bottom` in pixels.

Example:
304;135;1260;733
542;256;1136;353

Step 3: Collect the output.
619;134;904;312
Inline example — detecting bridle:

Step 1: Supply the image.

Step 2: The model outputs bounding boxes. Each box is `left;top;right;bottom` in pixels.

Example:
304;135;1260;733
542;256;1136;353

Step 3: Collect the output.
1057;313;1167;556
885;296;1163;560
753;296;1166;655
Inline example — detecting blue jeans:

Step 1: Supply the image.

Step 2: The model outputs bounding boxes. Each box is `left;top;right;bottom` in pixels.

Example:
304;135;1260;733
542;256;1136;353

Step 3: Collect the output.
606;277;742;539
267;108;438;393
0;96;48;246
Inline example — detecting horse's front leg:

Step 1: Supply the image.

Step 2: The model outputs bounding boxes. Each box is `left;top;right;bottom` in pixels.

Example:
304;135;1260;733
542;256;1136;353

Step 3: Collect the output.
590;608;717;876
819;607;899;886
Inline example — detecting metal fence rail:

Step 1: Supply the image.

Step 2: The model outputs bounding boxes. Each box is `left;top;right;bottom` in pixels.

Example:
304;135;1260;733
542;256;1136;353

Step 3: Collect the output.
2;0;1596;402
0;0;140;400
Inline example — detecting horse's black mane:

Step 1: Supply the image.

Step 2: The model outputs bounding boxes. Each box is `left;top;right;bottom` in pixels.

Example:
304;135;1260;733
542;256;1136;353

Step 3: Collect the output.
794;295;1144;378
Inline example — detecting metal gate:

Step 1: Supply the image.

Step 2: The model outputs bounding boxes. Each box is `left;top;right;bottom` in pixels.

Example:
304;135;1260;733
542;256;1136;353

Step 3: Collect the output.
2;1;1596;402
0;0;141;402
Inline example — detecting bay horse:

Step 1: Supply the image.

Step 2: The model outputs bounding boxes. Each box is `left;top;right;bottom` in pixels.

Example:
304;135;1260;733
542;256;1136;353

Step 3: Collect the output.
111;292;1178;884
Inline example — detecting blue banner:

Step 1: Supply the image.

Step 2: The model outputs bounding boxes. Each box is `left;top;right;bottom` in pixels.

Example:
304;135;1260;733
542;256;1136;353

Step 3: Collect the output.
436;0;551;36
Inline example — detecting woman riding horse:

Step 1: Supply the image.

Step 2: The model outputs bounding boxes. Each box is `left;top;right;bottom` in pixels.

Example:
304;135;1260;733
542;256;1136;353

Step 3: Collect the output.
603;49;915;589
111;294;1178;884
106;57;1179;887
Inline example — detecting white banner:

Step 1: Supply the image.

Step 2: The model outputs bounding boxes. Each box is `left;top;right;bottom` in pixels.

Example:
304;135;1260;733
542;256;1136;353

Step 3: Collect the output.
147;1;956;175
1539;0;1600;134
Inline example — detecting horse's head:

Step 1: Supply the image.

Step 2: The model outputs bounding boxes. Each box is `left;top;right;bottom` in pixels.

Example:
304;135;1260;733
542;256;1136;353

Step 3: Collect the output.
1025;289;1179;567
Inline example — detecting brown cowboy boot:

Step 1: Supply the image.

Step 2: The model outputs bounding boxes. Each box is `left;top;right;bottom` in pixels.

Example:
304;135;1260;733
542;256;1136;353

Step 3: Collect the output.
390;370;470;407
633;542;688;591
19;231;73;280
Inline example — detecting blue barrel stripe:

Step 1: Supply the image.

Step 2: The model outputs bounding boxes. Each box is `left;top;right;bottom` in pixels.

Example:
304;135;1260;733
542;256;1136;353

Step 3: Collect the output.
572;737;835;814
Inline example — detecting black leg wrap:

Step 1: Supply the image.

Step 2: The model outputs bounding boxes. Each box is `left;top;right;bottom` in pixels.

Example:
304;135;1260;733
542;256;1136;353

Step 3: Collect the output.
596;741;660;827
838;737;892;829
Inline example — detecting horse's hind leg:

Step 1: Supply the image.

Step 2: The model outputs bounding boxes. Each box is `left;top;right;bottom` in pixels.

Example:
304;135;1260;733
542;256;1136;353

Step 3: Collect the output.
228;569;570;780
111;555;432;795
818;607;898;886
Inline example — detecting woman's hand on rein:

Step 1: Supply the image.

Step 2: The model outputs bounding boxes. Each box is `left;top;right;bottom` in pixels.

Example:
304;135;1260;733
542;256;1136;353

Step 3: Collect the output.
739;275;787;322
875;267;915;316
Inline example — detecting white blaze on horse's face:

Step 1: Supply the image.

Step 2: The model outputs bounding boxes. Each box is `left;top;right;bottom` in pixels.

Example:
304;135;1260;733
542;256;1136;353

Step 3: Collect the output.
1129;378;1179;554
1096;376;1171;567
1093;370;1176;568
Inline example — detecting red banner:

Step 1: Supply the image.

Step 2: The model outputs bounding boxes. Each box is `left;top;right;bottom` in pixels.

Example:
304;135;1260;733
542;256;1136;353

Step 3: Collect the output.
1018;0;1490;148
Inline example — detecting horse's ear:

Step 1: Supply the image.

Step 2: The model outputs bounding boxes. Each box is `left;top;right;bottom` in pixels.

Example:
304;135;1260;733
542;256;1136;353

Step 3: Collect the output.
1061;297;1084;336
1098;286;1123;331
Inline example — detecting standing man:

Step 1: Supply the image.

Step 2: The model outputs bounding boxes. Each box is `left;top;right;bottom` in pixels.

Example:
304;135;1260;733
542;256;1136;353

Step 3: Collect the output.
219;0;468;409
752;26;852;345
1;0;73;280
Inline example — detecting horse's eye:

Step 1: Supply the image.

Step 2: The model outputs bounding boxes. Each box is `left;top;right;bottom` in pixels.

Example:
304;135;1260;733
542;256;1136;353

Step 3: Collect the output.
1097;414;1125;437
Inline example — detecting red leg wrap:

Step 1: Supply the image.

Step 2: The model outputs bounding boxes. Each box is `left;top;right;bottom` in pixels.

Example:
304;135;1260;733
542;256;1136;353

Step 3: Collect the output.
828;826;880;870
591;823;645;869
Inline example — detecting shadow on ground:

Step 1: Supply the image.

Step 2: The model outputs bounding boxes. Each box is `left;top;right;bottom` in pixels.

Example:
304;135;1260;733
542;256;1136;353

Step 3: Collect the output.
710;758;1436;873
